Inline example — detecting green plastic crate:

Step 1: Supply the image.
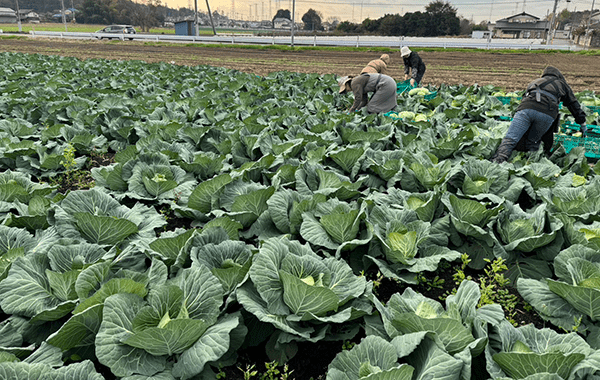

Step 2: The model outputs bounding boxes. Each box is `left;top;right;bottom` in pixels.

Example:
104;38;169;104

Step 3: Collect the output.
554;134;600;158
384;111;401;120
397;80;413;94
560;121;600;136
586;105;600;113
495;96;521;105
424;91;438;101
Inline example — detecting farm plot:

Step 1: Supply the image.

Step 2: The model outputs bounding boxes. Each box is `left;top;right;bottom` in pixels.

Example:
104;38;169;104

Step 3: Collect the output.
2;51;600;380
1;38;600;93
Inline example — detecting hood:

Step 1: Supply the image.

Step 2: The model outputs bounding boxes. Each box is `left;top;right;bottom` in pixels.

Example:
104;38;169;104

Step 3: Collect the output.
542;66;565;82
379;54;390;64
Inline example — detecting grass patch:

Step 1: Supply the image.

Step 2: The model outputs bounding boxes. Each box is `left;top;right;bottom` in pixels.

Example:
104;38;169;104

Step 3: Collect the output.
143;41;600;56
0;35;27;40
0;23;259;35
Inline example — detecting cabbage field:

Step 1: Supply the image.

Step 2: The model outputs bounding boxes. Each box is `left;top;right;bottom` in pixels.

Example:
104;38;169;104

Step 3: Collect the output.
3;51;600;379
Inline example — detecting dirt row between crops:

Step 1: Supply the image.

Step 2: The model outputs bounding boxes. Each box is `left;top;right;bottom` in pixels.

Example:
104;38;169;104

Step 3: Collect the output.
1;37;600;93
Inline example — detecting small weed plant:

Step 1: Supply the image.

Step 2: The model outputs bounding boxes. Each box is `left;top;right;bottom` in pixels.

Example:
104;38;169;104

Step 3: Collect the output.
51;143;95;192
477;258;519;325
237;361;294;380
443;255;520;325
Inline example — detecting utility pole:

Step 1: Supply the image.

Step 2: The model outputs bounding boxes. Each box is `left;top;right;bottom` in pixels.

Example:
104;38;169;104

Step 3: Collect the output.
290;0;295;46
546;0;559;45
360;1;363;22
60;0;67;32
14;0;21;32
194;0;199;36
205;0;217;35
71;0;76;23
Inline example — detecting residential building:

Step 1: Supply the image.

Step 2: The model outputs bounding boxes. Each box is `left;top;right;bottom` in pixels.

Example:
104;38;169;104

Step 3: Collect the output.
494;12;549;39
273;17;291;29
0;7;16;23
18;9;40;23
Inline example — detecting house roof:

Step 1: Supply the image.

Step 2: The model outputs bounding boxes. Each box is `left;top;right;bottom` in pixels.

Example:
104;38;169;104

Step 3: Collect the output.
273;17;291;22
498;12;541;22
0;7;15;13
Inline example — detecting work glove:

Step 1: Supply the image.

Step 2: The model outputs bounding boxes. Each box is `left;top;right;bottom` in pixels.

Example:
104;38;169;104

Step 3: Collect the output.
404;74;409;81
580;123;588;138
410;78;415;87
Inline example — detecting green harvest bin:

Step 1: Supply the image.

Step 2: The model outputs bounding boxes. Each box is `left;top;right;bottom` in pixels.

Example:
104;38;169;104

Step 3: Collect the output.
495;96;521;105
397;80;413;95
560;121;600;136
554;134;600;159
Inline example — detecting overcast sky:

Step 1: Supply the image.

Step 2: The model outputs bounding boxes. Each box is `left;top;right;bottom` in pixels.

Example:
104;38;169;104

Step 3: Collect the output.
163;0;596;24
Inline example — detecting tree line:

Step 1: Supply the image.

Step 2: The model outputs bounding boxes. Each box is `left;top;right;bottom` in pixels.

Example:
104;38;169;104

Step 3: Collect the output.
335;0;461;36
2;0;584;38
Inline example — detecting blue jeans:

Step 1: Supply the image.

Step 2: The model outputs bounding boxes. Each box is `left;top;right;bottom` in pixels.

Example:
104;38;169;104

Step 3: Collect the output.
505;109;556;152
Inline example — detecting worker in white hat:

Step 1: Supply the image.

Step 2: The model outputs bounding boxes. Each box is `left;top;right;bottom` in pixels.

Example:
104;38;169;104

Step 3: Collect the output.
400;46;426;87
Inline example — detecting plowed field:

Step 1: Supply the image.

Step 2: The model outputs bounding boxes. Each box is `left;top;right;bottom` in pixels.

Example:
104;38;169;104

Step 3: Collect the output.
1;37;599;92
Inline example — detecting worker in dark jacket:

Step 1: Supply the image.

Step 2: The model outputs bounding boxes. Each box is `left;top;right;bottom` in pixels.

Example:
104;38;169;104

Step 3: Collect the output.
338;73;397;114
401;46;426;86
491;66;587;163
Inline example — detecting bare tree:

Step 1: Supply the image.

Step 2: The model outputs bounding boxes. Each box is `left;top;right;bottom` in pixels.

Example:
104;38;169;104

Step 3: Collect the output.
132;0;164;32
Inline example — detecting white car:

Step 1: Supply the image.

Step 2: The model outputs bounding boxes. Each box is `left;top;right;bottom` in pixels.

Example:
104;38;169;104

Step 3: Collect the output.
95;25;136;40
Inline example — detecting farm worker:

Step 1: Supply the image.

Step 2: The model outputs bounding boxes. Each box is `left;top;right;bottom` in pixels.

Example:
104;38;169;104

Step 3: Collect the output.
491;66;587;163
401;46;426;87
360;54;391;74
338;73;397;114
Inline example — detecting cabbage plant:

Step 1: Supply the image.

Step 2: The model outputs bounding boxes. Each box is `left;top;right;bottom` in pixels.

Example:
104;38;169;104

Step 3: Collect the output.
300;198;372;257
486;321;600;379
518;244;600;332
237;237;373;361
493;202;563;263
92;152;196;202
366;205;460;283
94;265;244;379
326;334;468;380
326;335;414;380
51;188;166;247
373;280;504;375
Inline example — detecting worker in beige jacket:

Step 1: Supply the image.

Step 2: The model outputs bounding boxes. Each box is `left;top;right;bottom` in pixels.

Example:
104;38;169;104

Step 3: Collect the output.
360;54;390;75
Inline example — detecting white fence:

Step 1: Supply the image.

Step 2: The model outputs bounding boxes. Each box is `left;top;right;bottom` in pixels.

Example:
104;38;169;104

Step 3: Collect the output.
23;30;579;51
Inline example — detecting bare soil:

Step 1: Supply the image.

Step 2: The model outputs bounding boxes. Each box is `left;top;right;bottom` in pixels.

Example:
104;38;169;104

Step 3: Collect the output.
1;37;599;92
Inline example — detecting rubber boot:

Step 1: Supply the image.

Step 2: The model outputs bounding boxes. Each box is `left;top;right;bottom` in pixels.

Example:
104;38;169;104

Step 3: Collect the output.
491;138;516;163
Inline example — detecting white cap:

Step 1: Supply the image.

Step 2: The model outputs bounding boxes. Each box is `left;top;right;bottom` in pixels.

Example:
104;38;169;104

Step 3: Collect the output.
400;46;411;57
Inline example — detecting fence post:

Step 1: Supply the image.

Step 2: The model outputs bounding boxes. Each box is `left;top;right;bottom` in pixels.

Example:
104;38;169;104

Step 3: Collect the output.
314;35;316;47
356;35;359;48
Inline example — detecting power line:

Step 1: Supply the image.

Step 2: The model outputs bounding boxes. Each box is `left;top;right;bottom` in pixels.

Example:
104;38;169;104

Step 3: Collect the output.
291;0;556;6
